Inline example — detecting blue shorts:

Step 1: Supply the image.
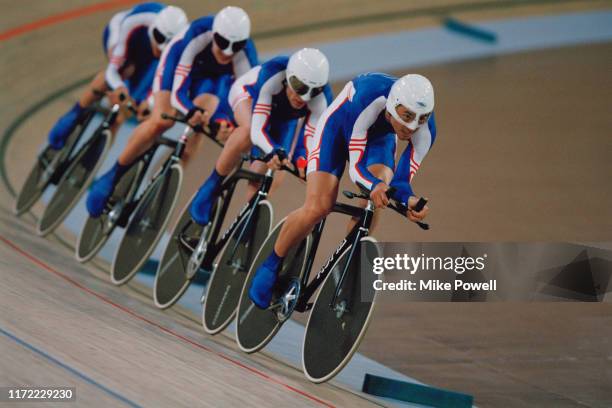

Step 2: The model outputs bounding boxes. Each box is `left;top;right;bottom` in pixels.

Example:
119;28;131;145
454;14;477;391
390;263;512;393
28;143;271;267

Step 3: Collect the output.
309;103;395;179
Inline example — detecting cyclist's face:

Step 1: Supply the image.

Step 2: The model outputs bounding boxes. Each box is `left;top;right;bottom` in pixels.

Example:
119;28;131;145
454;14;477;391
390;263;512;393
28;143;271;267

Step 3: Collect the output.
389;106;416;140
286;86;306;109
212;41;233;64
151;39;162;58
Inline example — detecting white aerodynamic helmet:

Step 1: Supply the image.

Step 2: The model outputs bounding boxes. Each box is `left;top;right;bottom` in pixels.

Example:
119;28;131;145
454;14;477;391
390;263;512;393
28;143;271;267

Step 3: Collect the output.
213;6;251;56
286;48;329;102
386;74;435;130
150;6;188;51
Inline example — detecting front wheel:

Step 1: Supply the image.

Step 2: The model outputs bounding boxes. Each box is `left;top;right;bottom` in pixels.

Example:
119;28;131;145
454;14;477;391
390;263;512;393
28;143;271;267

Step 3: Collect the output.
74;161;143;263
235;218;310;353
37;129;111;236
153;192;223;309
302;236;380;383
111;163;183;285
202;200;273;334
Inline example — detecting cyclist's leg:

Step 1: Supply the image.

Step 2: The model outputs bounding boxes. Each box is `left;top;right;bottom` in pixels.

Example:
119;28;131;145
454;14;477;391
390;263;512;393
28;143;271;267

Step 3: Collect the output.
47;70;108;150
117;90;175;166
189;97;253;226
248;107;346;308
87;91;174;218
347;133;396;232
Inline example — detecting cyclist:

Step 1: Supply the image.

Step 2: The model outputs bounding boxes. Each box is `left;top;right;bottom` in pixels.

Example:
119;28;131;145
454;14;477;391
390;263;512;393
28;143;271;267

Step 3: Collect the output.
189;48;333;226
47;2;188;150
248;73;437;308
86;6;258;218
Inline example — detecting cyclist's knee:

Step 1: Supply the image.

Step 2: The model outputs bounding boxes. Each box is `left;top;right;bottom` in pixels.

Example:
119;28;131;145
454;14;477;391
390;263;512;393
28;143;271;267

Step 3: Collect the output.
302;201;331;224
150;114;173;134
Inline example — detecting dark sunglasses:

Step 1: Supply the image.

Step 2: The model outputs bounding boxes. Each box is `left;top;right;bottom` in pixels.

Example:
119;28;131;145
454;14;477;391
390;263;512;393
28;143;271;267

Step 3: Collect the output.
152;28;168;45
213;32;247;53
288;76;325;99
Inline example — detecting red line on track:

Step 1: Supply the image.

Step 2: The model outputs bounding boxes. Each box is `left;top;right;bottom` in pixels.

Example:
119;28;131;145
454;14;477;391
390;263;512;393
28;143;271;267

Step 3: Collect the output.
0;0;141;42
0;235;335;408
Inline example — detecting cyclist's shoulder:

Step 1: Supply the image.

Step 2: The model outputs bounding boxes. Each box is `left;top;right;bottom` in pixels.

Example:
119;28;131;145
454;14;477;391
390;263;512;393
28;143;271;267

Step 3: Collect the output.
128;2;165;16
348;73;395;117
352;73;396;101
184;16;214;39
260;56;289;75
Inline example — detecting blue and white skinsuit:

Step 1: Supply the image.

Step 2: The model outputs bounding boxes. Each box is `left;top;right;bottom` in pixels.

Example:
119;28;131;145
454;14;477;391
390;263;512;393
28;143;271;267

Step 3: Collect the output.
249;72;437;309
48;2;167;150
189;55;333;226
153;15;258;124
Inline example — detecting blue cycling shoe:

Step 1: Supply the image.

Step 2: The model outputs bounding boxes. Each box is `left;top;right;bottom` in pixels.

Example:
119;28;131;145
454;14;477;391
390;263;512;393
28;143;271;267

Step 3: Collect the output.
248;251;283;309
189;169;224;226
48;103;85;150
86;162;128;218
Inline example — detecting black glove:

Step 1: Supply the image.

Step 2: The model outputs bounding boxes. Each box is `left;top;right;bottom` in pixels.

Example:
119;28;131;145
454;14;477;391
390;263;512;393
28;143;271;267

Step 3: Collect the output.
185;107;204;121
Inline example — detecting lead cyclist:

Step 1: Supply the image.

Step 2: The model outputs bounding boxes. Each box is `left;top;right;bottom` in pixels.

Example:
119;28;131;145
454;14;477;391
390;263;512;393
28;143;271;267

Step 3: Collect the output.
46;2;188;150
248;72;437;309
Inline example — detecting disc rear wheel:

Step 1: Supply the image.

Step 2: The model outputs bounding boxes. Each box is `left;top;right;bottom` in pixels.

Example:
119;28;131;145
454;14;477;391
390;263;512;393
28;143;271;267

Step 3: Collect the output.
203;200;273;334
302;237;380;383
153;194;223;309
111;164;183;285
235;218;310;353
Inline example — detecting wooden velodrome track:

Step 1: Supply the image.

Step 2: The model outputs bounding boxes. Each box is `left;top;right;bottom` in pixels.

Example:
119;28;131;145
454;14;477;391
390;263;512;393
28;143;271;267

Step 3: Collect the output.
2;1;611;407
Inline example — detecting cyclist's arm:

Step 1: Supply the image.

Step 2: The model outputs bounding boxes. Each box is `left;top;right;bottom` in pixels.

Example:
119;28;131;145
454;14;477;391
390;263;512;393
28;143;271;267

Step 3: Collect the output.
347;96;387;190
249;71;284;154
233;40;258;78
292;119;307;162
105;22;131;89
390;114;437;202
105;13;153;90
303;92;328;158
170;32;211;115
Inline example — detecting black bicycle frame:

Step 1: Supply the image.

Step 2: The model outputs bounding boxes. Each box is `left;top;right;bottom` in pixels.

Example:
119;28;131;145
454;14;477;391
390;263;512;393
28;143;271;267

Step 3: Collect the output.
197;165;270;271
294;201;375;312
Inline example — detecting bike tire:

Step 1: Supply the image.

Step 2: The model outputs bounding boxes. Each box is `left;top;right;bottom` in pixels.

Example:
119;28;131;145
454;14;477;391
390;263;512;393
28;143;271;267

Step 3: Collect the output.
153;193;223;309
302;236;380;383
235;217;310;353
203;200;273;335
37;129;111;236
111;163;183;285
74;161;143;263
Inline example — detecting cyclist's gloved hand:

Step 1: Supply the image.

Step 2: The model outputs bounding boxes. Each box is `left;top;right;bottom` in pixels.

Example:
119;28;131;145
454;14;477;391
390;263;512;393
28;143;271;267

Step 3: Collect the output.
110;86;129;106
369;181;390;209
136;101;151;122
266;147;288;171
186;107;205;128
